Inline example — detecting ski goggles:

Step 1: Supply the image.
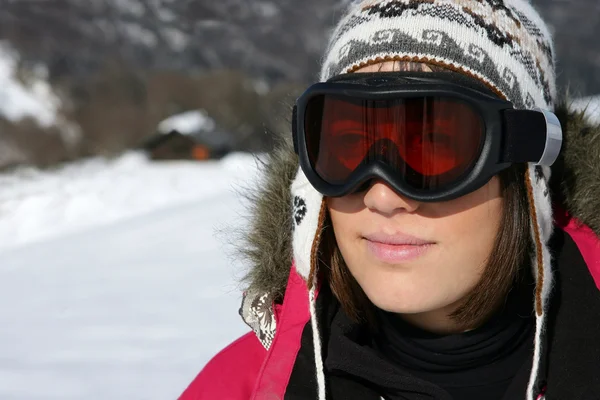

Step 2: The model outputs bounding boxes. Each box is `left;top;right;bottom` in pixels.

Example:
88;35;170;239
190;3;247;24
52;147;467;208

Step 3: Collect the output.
292;72;562;202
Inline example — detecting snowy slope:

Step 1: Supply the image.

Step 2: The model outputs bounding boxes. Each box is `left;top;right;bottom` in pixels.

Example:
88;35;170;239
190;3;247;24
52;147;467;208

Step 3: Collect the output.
0;152;257;251
0;153;260;399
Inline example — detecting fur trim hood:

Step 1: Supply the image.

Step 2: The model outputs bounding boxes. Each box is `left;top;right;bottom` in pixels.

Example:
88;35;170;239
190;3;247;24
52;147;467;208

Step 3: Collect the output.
240;104;600;303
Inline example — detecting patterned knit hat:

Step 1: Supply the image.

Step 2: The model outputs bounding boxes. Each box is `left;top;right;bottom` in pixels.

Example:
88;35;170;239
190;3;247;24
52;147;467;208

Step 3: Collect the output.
320;0;556;109
285;2;558;399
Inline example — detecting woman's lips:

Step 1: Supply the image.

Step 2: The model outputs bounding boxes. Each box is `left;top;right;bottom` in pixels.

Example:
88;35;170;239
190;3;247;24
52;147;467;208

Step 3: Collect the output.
364;233;435;263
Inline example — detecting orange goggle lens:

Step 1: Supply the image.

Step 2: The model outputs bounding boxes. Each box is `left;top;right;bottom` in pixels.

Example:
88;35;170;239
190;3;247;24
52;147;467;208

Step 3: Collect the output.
304;95;484;190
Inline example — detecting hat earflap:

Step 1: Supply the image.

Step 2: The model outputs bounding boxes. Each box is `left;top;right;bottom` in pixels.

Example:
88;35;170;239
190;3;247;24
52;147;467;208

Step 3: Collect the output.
524;163;555;400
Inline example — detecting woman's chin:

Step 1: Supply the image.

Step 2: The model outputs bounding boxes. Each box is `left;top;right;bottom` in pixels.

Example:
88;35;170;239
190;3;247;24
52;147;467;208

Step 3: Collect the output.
363;285;437;315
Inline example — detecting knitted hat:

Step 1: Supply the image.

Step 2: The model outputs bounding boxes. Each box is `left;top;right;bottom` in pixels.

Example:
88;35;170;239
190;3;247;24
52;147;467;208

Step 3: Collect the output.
320;0;556;110
287;2;556;399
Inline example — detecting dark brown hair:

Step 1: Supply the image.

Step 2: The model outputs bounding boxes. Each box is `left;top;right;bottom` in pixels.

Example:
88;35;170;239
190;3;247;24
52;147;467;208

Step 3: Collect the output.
320;61;533;330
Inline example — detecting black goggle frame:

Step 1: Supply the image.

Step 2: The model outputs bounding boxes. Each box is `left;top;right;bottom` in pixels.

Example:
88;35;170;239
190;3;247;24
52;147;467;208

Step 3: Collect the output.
292;71;562;202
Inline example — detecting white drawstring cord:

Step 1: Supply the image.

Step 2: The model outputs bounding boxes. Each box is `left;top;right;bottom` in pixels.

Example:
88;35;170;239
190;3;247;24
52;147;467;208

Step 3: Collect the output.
527;312;546;400
309;287;327;400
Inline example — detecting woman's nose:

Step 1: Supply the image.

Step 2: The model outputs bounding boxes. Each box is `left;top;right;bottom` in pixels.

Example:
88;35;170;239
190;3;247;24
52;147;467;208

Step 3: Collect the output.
363;180;421;215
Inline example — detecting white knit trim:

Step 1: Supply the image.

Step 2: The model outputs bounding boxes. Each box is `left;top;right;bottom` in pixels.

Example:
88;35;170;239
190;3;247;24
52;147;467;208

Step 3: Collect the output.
528;311;546;400
309;286;327;400
291;167;324;280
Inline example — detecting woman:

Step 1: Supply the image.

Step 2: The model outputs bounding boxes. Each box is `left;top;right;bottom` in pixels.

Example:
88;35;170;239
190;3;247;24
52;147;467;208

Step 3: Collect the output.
181;1;600;399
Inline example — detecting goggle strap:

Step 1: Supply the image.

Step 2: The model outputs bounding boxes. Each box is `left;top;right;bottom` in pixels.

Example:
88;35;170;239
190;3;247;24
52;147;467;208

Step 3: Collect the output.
292;105;299;154
502;109;555;165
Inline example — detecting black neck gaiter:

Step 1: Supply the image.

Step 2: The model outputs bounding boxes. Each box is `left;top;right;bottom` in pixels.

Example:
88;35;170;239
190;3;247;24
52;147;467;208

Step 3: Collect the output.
371;285;535;399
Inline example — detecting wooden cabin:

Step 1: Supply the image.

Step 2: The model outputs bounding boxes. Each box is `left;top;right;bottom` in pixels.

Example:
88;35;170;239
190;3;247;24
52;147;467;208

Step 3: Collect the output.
142;130;230;161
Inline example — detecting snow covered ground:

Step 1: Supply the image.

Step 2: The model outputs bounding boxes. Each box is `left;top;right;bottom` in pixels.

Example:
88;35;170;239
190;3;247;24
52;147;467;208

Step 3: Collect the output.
0;153;260;399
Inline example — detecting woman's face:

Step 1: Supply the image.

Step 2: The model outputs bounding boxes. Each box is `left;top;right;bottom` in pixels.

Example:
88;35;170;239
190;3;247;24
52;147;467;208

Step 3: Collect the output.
327;62;503;333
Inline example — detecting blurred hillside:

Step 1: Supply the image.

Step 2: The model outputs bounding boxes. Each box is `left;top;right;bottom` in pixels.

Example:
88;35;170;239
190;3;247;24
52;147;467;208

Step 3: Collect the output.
0;0;597;169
